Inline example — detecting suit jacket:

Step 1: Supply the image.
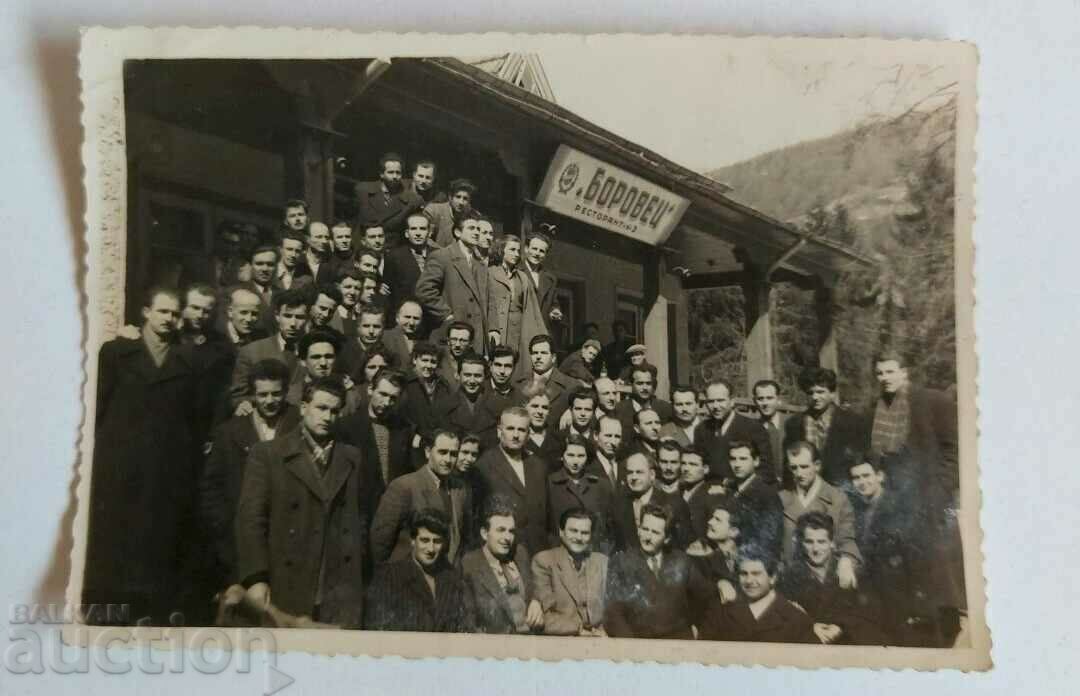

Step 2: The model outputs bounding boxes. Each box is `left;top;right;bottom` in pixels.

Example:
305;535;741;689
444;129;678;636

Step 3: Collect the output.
657;421;695;448
475;448;550;557
779;479;861;565
512;367;583;424
423;200;460;249
758;412;791;486
384;244;429;321
198;406;301;585
547;470;617;553
369;465;473;565
522;264;558;333
614;398;674;438
415;242;489;355
355;180;424;242
461;546;535;634
364;559;474;632
335;408;420;486
779;559;885;645
698;592;816;643
398;373;455;439
611;487;693;553
234;428;382;627
379;326;414;372
531;547;609;635
729;474;784;556
604;548;710;639
784;406;867;486
229;335;298;407
697;412;776;483
523;429;565;474
297;255;342;286
683;481;728;542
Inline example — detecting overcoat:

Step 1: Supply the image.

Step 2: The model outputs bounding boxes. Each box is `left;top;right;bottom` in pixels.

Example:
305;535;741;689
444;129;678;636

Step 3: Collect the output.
486;265;548;378
369;465;473;565
475;447;550;557
415;242;489;355
365;559;474;632
530;546;609;635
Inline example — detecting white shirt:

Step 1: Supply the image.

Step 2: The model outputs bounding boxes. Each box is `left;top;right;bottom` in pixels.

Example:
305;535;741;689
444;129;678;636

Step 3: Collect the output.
748;589;778;620
596;452;617;484
502;448;526;486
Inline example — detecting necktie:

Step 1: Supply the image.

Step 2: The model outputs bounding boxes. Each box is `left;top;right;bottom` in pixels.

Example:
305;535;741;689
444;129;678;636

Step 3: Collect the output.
647;555;661;577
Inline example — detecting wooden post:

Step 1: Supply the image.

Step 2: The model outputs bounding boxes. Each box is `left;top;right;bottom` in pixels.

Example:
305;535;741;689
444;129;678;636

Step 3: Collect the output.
742;265;773;387
815;278;839;373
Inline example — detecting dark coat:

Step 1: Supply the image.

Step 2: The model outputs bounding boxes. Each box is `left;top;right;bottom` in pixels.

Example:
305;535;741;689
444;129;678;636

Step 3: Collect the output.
198;406;301;585
558;350;600;383
522;265;559;334
234;428;382;627
512;367;582;424
369;466;473;566
698;592;816;643
610;488;693;553
546;470;617;553
475;448;550;557
335;407;420;486
604;548;710;639
729;475;784;557
354;180;424;242
697;412;776;483
365;559;474;632
229;335;298;407
523;429;565;474
779;559;886;645
415;242;489;355
383;244;428;320
379;326;414;373
297;255;343;286
614;397;674;439
684;482;729;542
83;337;201;623
783;406;868;486
460;546;536;634
398;373;454;439
436;389;499;442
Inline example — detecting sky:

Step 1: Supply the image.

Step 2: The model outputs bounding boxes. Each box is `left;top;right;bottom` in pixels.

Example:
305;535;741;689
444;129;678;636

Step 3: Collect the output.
537;37;962;172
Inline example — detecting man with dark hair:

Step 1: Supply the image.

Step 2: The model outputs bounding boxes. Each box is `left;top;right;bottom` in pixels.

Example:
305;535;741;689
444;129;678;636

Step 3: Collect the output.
680;445;726;542
302;222;340;285
521;388;563;470
235;377;381;627
307;283;344;337
438;320;474;388
698;544;815;643
355;152;424;244
229;287;309;414
685;499;740;601
286;331;362;415
475;215;496;265
559;338;603;384
330;220;354;263
337;368;418;488
240;244;281;330
365;508;474;633
587;414;624;490
561;387;598;441
407;159;440;204
331;267;364;333
521;231;562;333
461;497;544;634
611;451;692;553
546;434;616;554
397;340;454;440
654;439;684;495
531;507;609;636
486;345;524;414
752;379;788;484
779;441;861;580
725;439;783;556
370;428;473;567
83;286;202;624
614;363;673;436
277;230;312;290
335;302;386;382
513;333;582;422
476;407;550;557
779;511;884;645
622;407;664;462
425;177;476;248
604;503;710;639
784;367;867;487
659;384;699;447
381;299;423;370
437;353;499;441
200;359;299;590
697;378;774;483
415;209;489;354
384;211;434;325
282;199;308;232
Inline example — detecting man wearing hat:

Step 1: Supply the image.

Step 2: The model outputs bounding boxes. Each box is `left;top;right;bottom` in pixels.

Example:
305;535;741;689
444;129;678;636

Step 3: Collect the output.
617;343;649;382
559;338;603;385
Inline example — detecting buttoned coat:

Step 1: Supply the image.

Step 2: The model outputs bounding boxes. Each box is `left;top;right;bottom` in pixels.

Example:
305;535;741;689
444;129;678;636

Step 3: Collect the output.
436;389;500;443
234;428;382;627
546;470;617;553
779;558;885;645
415;242;489;354
475;448;550;557
355;180;424;242
779;479;862;565
656;421;695;448
364;559;475;632
729;474;784;557
460;546;535;634
530;547;609;635
369;466;473;566
522;265;559;334
783;406;868;486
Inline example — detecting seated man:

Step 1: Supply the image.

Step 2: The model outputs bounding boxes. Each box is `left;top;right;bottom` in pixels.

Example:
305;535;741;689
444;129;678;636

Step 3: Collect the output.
546;433;616;553
604;503;711;639
531;507;609;636
611;452;692;553
698;544;815;643
461;497;544;634
779;511;884;645
397;341;454;440
365;508;474;633
779;440;861;584
370;428;472;566
558;338;603;385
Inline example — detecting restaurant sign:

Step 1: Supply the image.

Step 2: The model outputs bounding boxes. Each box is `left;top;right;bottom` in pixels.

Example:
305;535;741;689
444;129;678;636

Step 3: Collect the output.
536;144;691;246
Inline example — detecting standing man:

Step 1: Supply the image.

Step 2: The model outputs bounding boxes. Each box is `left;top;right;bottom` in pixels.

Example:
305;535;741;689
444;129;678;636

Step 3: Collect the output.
336;302;386;382
84;287;201;624
276;231;312;291
239;245;280;332
696;378;774;483
561;387;598;441
415;211;489;355
357;225;387;276
614;364;673;436
307;284;344;338
587;415;625;491
475;216;496;266
602;321;634;381
397;341;454;440
235;377;382;627
513;334;581;422
330;220;355;264
370;428;473;566
521;230;562;334
531;508;609;636
486;345;525;417
381;299;423;370
336;367;417;488
654;439;684;496
425;178;476;248
407;159;440;205
437;354;499;441
285;331;363;416
302;222;340;285
281;199;308;233
659;384;699;447
475;407;550;557
725;440;783;556
680;445;726;542
437;321;474;388
355;152;424;244
611;452;692;552
785;367;867;486
752;379;789;485
384;212;434;323
229;288;309;412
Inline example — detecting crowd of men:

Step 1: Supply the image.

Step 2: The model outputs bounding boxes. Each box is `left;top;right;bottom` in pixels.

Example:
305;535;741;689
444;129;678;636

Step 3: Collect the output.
84;153;964;647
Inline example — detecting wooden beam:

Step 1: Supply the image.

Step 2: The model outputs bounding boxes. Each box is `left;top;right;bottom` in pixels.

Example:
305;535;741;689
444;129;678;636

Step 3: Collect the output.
682;270;746;290
815;279;839;374
742;265;773;385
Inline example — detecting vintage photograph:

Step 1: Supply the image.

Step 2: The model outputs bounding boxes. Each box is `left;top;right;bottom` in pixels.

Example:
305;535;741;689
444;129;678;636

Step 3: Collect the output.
72;30;984;668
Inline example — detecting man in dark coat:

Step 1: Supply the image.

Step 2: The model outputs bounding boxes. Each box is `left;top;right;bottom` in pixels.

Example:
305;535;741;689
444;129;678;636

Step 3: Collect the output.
784;367;868;487
520;230;562;337
228;287;309;413
697;378;774;483
698;544;815;643
604;503;712;639
610;452;693;552
199;359;300;590
546;433;616;553
475;407;550;557
234;378;382;627
558;339;602;385
512;334;583;423
725;440;783;557
415;212;489;355
336;368;419;487
383;212;435;323
397;341;455;440
436;355;500;442
365;508;474;632
83;287;202;625
355;153;425;245
613;363;673;436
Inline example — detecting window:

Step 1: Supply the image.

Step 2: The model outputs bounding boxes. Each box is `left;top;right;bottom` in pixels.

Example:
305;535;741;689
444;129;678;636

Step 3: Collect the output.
616;292;644;341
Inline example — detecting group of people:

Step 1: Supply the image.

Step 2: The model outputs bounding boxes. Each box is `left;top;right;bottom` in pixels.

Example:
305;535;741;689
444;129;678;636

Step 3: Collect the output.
84;153;964;647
